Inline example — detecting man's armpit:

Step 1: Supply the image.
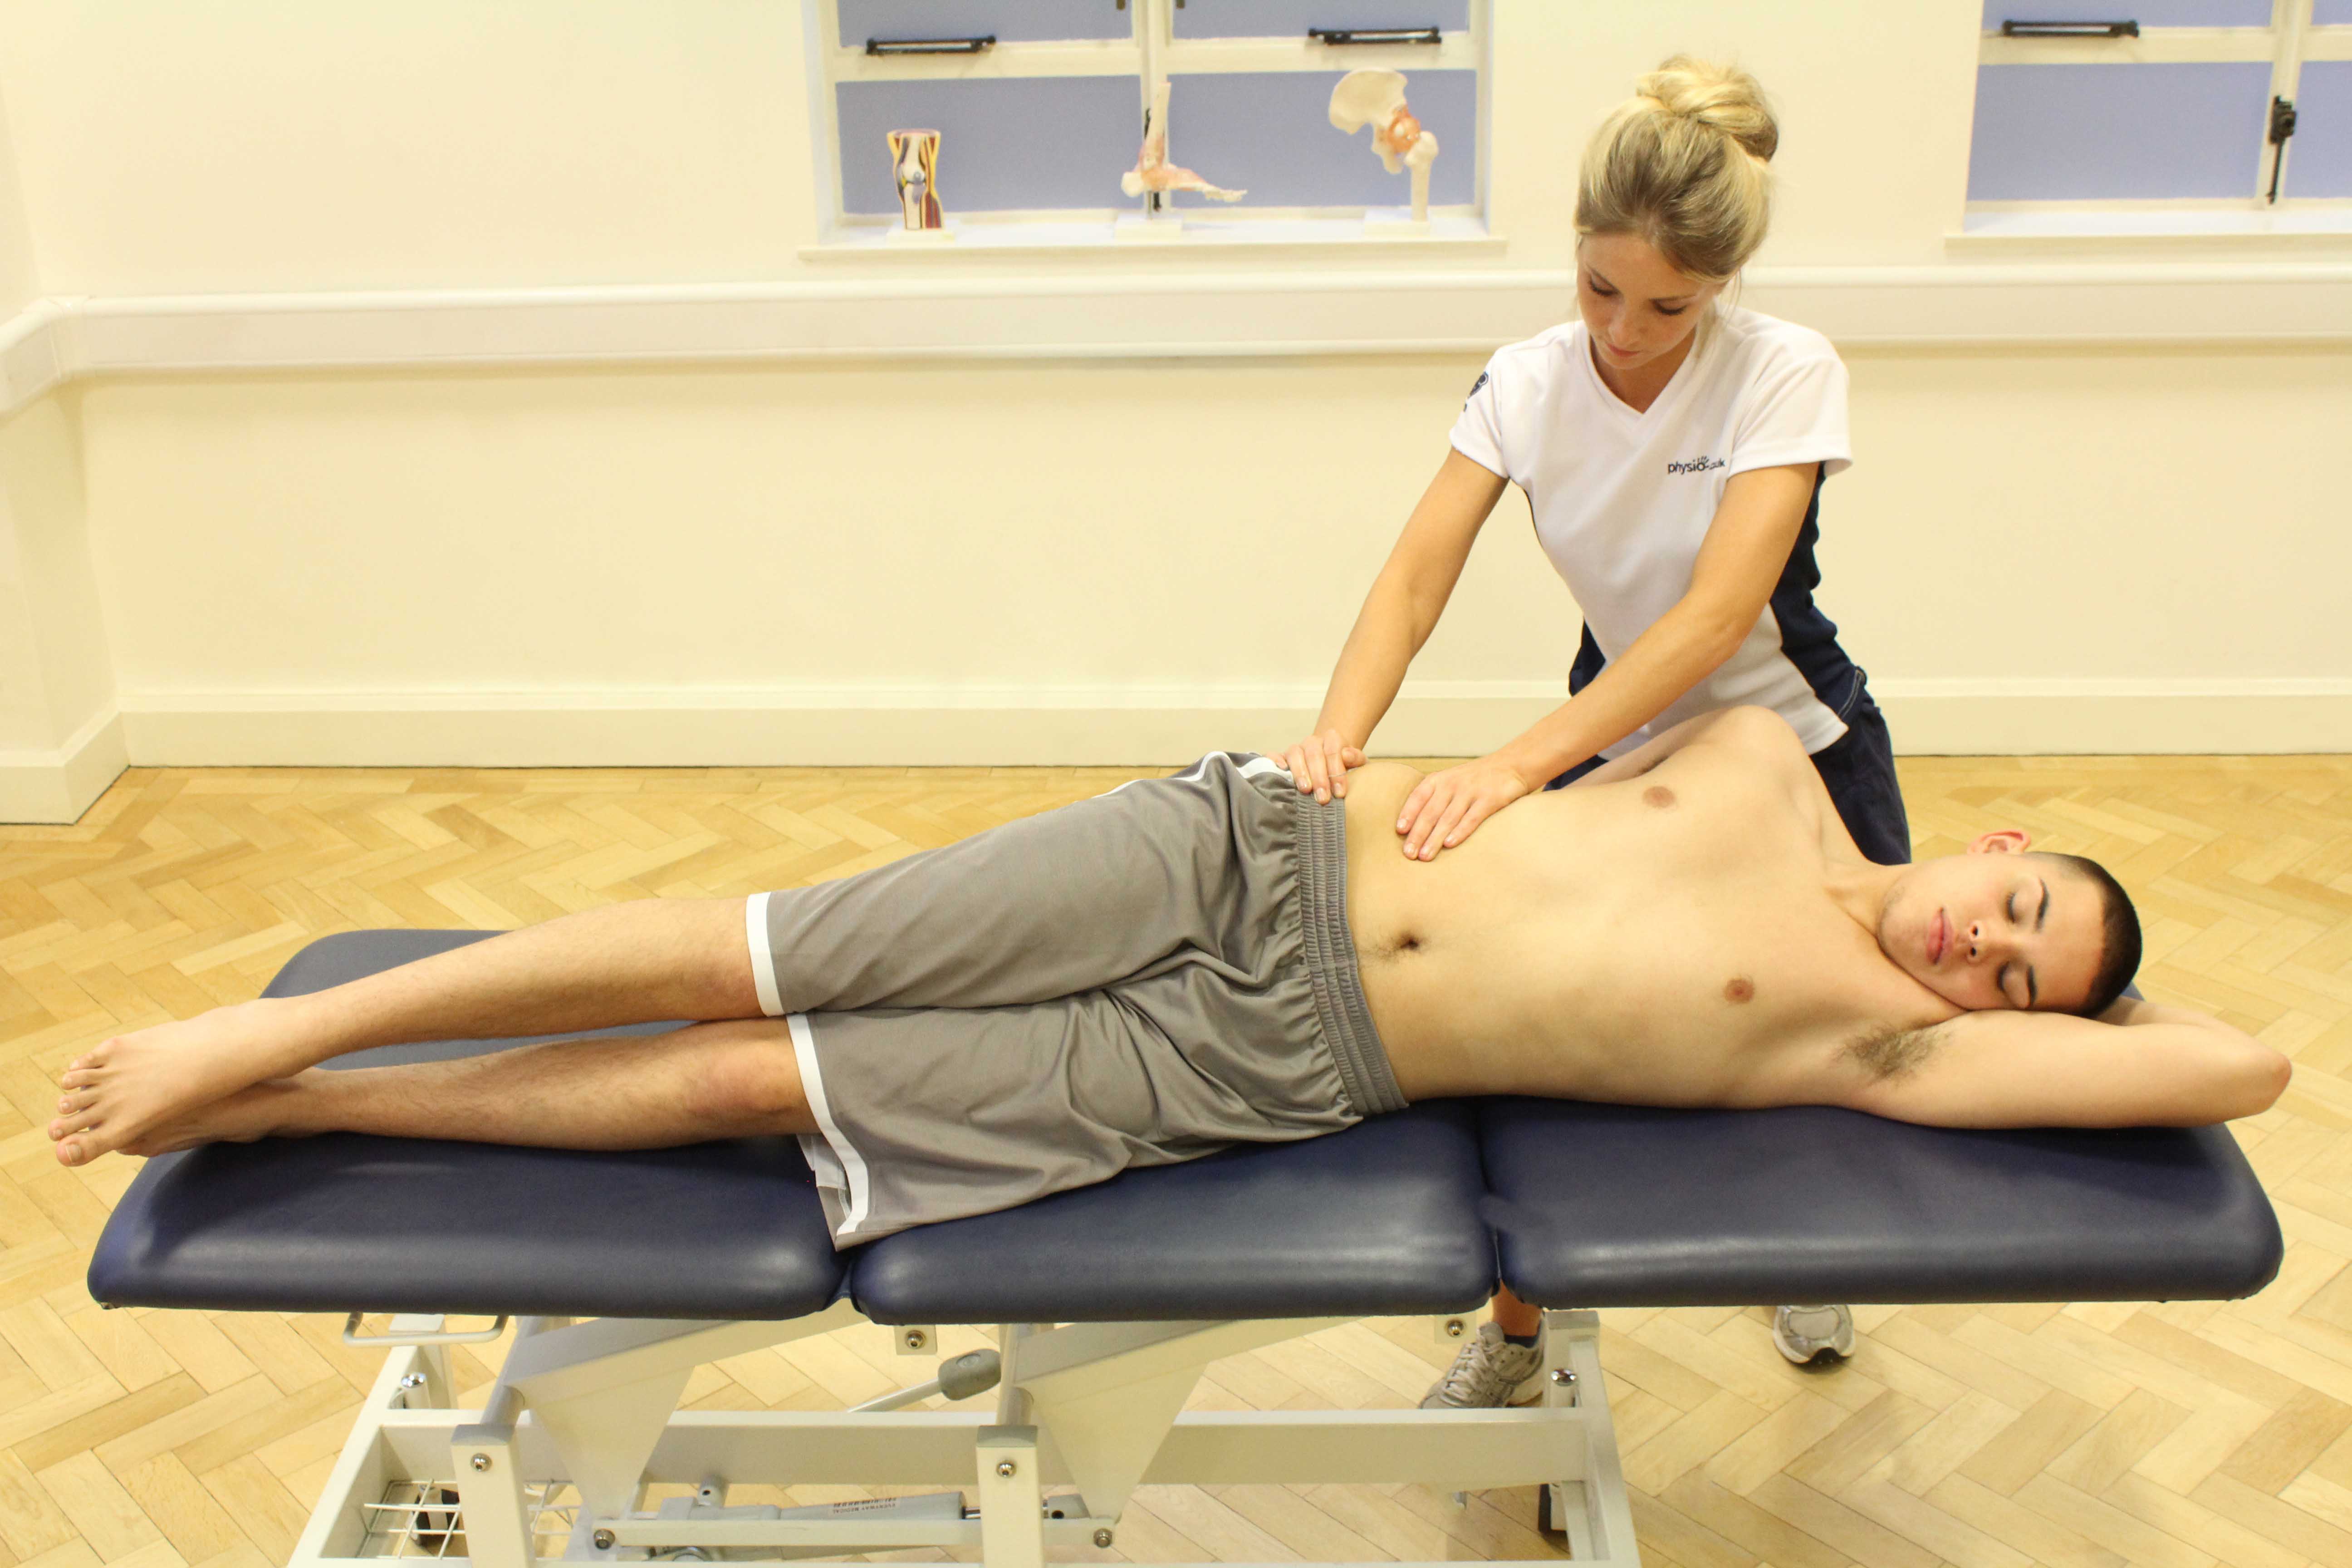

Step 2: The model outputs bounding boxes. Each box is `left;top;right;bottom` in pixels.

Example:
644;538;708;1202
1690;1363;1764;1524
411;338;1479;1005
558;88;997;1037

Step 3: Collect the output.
1845;1022;1946;1080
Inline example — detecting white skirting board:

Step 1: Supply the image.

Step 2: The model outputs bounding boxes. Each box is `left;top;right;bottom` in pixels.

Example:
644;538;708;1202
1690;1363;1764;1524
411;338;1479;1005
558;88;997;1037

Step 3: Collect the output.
101;681;2352;770
0;709;128;823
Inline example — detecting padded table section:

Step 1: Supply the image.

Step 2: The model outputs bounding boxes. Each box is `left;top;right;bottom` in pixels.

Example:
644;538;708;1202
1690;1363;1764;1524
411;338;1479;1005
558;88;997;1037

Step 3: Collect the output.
849;1100;1495;1323
1482;1098;2283;1307
88;931;845;1321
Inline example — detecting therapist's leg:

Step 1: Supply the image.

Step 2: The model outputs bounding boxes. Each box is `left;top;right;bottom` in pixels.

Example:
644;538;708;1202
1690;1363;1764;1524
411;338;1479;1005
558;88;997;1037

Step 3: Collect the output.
49;897;758;1166
87;1017;818;1159
1766;679;1909;1363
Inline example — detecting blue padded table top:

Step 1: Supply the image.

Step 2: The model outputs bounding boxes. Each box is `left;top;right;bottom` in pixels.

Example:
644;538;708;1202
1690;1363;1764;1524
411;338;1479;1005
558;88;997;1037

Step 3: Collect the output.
1482;1098;2283;1308
848;1101;1495;1324
88;931;845;1321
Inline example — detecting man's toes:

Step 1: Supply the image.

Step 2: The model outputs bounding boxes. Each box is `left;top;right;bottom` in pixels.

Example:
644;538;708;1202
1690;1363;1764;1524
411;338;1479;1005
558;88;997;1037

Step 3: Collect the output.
55;1136;88;1167
48;1107;100;1139
60;1066;102;1089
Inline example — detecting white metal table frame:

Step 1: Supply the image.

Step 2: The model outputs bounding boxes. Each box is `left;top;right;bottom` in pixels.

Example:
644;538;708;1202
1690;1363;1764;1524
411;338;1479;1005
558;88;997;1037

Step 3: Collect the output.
293;1303;1637;1568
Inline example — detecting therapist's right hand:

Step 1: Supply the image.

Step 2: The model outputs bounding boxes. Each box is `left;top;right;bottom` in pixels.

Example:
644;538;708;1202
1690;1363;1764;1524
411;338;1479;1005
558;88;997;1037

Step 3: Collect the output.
1279;729;1366;804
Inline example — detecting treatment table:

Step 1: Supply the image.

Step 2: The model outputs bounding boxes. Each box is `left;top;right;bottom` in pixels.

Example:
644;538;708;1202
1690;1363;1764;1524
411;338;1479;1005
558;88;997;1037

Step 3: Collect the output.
89;932;2285;1568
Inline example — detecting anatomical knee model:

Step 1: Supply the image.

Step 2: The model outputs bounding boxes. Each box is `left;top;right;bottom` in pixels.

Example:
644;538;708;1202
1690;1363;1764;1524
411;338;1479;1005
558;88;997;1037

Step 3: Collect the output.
1329;69;1439;222
888;128;944;231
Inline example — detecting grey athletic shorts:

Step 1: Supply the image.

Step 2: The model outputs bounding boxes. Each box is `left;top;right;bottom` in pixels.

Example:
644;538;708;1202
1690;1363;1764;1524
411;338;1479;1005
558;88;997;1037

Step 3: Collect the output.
744;752;1406;1246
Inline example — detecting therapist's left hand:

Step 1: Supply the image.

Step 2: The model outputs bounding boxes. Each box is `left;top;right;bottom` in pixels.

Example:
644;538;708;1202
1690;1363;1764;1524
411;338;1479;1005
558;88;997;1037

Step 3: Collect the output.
1396;753;1538;860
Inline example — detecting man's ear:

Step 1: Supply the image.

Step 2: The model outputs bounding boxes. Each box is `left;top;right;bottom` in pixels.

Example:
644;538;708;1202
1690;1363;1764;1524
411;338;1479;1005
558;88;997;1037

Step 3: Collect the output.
1970;829;2030;855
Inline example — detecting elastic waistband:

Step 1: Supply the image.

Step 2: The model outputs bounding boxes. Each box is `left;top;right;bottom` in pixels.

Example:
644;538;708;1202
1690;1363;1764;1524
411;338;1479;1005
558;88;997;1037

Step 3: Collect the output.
1293;794;1408;1118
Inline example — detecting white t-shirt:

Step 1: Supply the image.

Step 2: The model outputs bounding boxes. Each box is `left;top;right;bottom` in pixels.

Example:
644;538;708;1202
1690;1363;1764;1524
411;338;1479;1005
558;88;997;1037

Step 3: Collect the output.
1450;306;1856;758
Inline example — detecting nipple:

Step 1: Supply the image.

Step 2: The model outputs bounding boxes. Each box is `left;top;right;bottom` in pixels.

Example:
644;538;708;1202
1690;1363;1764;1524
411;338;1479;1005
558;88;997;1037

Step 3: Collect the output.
1643;785;1677;809
1723;977;1754;1004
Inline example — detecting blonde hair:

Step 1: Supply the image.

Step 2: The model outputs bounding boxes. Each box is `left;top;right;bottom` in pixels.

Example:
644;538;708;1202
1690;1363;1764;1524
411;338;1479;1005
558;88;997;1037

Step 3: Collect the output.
1576;57;1777;285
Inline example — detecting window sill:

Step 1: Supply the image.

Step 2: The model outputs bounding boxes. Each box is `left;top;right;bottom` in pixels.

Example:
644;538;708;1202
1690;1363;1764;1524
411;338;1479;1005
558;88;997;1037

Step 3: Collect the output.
1950;206;2352;253
798;211;1505;262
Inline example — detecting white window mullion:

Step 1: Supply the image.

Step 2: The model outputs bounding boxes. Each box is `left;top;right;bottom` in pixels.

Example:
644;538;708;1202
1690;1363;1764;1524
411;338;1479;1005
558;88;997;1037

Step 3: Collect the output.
810;0;848;237
2267;0;2313;197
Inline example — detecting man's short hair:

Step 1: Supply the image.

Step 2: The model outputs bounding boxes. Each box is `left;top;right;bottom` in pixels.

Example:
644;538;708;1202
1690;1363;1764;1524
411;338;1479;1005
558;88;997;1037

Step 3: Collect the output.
2043;853;2141;1017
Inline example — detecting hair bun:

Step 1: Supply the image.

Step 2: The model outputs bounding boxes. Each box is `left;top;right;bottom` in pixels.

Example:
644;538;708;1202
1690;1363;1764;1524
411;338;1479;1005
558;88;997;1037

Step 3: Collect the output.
1635;56;1777;164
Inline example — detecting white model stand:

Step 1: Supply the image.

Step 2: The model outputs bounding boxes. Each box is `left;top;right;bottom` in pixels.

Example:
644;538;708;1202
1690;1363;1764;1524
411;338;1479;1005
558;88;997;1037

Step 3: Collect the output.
293;1307;1640;1568
1113;207;1189;243
882;225;956;245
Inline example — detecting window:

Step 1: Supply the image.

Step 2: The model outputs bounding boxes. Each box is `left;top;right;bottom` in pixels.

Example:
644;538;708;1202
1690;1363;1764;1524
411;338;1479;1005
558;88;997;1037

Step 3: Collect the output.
809;0;1488;248
1967;1;2352;220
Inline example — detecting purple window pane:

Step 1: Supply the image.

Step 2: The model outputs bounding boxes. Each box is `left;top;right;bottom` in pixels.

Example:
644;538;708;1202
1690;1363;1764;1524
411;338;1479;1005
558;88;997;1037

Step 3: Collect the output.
2287;61;2352;196
1969;62;2270;198
838;0;1132;47
2313;0;2352;24
1174;0;1469;40
1156;69;1475;207
1983;2;2274;26
836;77;1141;212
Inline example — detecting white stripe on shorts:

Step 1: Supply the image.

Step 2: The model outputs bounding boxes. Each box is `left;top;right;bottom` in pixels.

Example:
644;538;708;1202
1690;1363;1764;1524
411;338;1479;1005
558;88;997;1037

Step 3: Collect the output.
789;1014;872;1235
745;892;784;1017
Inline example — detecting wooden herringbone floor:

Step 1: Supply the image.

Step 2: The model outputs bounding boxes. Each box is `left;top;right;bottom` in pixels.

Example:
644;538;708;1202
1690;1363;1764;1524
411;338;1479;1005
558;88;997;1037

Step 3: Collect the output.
4;756;2351;1568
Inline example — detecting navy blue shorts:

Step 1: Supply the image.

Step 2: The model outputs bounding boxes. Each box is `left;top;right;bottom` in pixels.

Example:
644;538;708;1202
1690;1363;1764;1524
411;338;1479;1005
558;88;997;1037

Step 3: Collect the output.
1547;677;1912;866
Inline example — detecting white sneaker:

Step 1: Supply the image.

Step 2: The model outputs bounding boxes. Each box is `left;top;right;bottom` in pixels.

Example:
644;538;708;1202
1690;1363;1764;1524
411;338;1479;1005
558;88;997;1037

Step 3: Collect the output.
1419;1321;1546;1409
1772;1304;1854;1365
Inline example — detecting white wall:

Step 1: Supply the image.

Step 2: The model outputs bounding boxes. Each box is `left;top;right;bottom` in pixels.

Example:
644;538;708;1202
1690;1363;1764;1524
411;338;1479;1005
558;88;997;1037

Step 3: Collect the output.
0;76;38;315
0;0;2347;813
0;389;122;822
77;339;2352;769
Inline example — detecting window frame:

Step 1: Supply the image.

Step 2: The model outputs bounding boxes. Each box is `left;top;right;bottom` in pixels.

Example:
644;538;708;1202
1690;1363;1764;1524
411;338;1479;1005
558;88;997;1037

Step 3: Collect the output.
805;0;1493;252
1964;0;2352;230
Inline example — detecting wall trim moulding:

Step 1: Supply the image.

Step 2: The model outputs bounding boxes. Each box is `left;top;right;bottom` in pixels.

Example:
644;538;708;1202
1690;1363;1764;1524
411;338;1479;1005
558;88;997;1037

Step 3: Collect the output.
0;708;128;824
108;679;2352;771
3;258;2352;417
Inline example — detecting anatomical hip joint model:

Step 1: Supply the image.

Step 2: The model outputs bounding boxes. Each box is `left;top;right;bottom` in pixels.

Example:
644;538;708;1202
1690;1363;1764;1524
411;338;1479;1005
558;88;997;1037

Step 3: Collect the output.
1329;69;1439;224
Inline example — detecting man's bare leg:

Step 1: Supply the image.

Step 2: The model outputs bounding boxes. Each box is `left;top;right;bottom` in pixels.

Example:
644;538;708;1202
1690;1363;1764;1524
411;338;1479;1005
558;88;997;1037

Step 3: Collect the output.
48;898;761;1167
59;1017;816;1159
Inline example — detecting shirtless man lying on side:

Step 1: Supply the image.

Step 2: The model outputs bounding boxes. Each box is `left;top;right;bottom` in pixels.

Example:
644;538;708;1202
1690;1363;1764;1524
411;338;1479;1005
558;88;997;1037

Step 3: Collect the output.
48;706;2288;1246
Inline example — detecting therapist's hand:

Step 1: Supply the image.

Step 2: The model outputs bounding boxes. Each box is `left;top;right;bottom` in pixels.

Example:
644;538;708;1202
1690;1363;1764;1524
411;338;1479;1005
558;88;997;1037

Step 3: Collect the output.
1278;729;1366;804
1396;753;1538;860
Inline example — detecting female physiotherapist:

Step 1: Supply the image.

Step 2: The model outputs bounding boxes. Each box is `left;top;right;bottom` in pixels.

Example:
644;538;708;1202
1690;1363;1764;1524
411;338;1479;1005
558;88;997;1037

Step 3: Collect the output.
1278;60;1910;1401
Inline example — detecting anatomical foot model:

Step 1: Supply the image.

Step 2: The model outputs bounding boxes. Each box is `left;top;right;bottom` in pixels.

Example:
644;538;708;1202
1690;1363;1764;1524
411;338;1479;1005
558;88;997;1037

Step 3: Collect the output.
1122;79;1246;205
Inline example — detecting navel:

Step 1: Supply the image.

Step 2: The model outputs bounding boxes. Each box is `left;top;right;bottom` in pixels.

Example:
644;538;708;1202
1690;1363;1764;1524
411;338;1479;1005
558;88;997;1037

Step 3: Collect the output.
1723;976;1754;1004
1643;785;1676;809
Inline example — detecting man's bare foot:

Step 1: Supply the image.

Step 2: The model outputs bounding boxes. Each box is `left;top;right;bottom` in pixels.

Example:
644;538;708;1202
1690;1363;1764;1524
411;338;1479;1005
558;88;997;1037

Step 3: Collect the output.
117;1076;315;1157
49;999;314;1166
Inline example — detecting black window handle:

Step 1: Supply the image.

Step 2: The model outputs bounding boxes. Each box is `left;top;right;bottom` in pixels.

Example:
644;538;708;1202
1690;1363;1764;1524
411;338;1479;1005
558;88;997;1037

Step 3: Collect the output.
866;35;996;55
1999;20;2141;36
1308;26;1442;45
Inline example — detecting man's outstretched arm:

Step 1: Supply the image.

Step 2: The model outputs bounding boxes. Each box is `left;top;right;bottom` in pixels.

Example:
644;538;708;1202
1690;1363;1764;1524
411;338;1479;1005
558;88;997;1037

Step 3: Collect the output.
1840;999;2292;1129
